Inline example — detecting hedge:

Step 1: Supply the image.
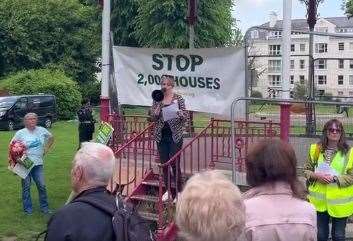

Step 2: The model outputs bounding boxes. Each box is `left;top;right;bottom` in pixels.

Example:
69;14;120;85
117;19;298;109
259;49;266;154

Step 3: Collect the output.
0;69;82;119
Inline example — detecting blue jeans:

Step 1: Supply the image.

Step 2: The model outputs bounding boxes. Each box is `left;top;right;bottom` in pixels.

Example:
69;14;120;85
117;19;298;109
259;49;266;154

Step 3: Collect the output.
21;165;49;213
317;211;347;241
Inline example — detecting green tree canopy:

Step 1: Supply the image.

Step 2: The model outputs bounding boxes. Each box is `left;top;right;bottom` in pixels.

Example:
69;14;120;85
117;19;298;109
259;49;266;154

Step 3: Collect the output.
346;0;353;18
0;0;100;84
134;0;236;48
292;82;307;100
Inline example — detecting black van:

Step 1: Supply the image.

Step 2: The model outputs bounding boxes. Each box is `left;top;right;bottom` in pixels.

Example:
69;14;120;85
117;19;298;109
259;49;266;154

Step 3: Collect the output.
0;94;57;130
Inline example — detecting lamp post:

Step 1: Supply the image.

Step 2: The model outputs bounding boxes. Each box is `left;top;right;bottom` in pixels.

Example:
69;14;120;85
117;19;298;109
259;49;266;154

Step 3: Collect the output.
280;0;292;142
305;0;319;135
187;0;197;49
187;0;198;133
100;0;111;122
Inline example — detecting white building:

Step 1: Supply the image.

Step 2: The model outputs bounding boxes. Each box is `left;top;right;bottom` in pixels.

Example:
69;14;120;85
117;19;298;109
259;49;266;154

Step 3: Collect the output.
249;13;353;99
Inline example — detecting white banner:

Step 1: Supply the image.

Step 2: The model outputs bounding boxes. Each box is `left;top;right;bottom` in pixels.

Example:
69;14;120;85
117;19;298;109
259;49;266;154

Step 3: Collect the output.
113;46;245;116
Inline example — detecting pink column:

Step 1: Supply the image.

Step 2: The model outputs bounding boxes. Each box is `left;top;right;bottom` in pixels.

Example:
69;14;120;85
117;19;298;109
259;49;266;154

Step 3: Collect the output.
100;96;110;122
280;103;291;142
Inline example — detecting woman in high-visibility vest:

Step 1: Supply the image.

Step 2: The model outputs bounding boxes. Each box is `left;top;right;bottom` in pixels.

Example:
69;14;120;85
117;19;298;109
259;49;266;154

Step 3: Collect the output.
304;119;353;241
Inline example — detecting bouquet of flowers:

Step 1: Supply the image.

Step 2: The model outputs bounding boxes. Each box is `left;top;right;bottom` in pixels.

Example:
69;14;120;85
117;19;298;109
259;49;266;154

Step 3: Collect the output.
8;140;34;176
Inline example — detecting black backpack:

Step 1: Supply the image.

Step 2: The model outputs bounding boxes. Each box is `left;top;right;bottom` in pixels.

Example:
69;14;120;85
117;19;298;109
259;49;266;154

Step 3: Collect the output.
74;195;155;241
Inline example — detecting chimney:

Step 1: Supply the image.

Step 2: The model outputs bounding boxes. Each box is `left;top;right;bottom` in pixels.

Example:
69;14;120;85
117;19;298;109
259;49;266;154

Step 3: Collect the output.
269;11;277;28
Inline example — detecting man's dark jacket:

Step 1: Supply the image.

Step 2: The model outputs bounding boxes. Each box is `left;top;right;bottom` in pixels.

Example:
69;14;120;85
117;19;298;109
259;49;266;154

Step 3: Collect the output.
45;187;115;241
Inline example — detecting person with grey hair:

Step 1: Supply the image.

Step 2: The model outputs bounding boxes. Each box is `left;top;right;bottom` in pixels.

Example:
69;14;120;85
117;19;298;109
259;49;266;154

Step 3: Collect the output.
11;112;54;214
176;171;245;241
45;142;117;241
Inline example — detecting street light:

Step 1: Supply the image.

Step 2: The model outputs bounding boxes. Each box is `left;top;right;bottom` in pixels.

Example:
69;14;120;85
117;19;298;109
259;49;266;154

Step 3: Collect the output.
302;0;323;135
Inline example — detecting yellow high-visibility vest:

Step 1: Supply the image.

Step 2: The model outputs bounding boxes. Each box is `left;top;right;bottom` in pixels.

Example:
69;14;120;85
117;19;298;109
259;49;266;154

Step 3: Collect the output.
308;143;353;218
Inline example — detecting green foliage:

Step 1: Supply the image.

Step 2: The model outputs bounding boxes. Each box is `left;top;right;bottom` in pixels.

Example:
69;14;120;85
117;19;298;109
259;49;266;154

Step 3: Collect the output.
0;69;82;119
346;0;353;18
134;0;236;48
292;82;307;100
251;90;263;98
0;0;100;84
80;81;101;105
111;0;140;46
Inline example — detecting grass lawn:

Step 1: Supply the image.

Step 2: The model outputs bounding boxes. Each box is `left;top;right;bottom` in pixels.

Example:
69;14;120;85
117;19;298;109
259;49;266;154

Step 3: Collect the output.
4;104;349;240
0;121;78;241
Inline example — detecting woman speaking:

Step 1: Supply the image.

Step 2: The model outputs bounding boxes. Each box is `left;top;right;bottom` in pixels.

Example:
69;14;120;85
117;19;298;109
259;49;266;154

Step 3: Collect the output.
149;75;188;202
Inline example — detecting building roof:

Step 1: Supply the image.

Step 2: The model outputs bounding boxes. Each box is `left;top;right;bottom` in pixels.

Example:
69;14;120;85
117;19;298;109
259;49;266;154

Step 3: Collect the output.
260;16;353;30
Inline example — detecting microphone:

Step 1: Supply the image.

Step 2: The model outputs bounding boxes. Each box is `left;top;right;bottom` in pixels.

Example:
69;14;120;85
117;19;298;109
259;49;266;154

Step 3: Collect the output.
151;89;164;102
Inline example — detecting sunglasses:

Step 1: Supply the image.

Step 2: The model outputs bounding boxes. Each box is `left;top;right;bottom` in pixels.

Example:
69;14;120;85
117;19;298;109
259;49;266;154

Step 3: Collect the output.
328;128;342;134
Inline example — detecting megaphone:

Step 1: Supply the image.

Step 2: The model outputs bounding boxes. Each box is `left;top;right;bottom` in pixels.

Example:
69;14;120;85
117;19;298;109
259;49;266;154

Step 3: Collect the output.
151;89;164;102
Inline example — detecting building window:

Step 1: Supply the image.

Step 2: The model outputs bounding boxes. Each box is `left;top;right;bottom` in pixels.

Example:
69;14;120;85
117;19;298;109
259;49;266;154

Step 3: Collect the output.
251;30;259;39
268;75;281;86
338;91;344;96
316;75;327;85
350;60;353;69
315;59;327;69
290;75;294;84
315;43;328;53
316;27;328;32
299;75;305;84
274;31;282;38
269;45;281;55
290;60;295;69
349;91;353;96
338;75;344;85
300;60;305;69
338;42;345;51
291;44;295;52
338;28;348;33
300;44;306;52
269;31;282;39
339;59;344;69
268;60;281;72
350;75;353;85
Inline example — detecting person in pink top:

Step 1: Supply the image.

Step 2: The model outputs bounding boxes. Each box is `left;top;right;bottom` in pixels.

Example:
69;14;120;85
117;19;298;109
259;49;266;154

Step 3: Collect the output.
243;140;317;241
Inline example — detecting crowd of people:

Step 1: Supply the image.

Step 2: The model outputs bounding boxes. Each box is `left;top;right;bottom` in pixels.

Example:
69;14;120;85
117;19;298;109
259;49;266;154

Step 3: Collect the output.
7;85;353;240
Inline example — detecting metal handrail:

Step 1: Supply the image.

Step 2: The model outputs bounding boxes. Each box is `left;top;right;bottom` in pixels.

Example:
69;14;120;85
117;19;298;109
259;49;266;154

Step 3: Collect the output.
114;123;154;155
231;97;353;183
158;121;213;168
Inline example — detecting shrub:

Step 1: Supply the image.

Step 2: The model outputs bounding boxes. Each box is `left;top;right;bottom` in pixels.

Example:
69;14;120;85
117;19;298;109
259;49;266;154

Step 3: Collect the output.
250;90;263;98
250;90;264;105
79;81;101;106
0;69;82;119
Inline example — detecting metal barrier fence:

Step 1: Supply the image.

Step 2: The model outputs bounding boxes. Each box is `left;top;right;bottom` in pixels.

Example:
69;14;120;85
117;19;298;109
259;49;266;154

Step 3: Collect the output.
231;97;353;186
244;26;353;136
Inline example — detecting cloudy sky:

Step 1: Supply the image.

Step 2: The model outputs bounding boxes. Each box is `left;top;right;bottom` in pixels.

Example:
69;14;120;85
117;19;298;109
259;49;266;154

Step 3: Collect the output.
233;0;346;32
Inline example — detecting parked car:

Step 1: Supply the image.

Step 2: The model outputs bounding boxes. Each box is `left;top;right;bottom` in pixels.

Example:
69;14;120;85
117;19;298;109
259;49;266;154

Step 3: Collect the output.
0;94;57;130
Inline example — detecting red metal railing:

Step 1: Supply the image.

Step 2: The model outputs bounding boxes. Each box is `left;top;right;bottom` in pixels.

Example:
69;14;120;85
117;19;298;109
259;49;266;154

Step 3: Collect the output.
109;113;151;153
107;115;282;238
211;119;281;172
155;118;281;230
156;121;213;229
108;123;157;196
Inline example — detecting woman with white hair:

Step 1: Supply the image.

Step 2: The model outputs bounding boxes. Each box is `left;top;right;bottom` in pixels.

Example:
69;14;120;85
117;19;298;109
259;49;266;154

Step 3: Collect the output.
10;112;54;214
176;170;245;241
